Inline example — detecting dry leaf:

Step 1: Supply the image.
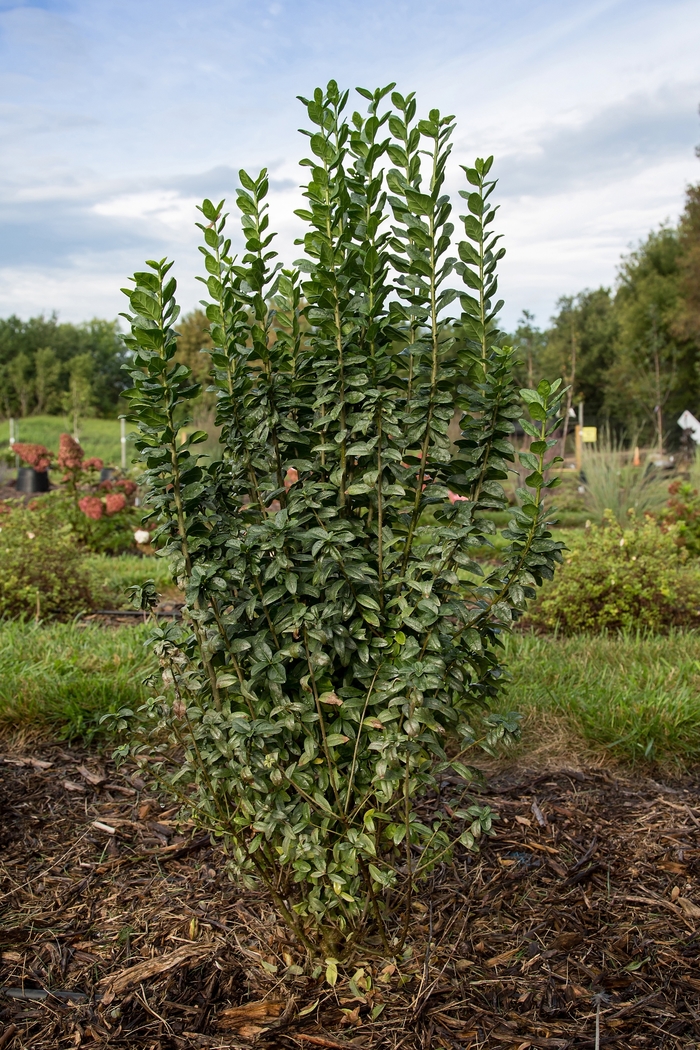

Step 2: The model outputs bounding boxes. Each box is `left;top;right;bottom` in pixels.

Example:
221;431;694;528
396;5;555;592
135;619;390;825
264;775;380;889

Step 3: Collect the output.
549;932;584;951
514;815;532;827
677;897;700;920
62;780;86;793
486;947;519;968
77;765;107;786
659;861;687;875
28;757;53;771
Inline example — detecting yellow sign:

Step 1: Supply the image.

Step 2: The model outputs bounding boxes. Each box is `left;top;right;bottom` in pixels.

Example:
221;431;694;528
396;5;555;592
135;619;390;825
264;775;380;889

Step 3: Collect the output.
581;426;597;444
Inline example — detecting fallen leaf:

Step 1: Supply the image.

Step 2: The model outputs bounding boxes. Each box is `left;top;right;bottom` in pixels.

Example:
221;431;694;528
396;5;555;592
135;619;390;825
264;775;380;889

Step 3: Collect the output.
455;959;475;971
28;757;53;771
62;780;86;793
77;765;107;787
549;932;584;951
486;947;519;968
677;897;700;920
514;815;532;827
659;861;687;874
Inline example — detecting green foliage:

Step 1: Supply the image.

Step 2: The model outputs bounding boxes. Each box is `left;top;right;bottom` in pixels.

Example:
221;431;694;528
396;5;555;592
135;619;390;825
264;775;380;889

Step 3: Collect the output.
115;81;563;952
0;316;129;419
580;440;667;526
0;500;94;620
497;631;700;766
527;512;700;635
662;479;700;556
41;488;141;555
0;620;154;740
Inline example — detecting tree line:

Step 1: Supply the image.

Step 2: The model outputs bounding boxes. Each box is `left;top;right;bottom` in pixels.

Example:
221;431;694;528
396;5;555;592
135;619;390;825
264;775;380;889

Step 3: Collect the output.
0;316;129;419
509;177;700;450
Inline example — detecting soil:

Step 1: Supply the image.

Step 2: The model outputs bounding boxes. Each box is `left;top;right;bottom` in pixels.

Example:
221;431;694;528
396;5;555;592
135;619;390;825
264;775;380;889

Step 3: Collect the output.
1;744;699;1049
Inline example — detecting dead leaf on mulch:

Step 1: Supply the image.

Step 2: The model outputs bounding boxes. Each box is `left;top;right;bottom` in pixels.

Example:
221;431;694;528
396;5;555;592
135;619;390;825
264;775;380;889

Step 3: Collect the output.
676;896;700;920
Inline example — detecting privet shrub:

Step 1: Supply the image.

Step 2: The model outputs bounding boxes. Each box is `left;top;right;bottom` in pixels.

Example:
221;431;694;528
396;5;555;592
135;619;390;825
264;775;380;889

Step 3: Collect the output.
0;501;94;620
527;511;700;635
116;81;563;952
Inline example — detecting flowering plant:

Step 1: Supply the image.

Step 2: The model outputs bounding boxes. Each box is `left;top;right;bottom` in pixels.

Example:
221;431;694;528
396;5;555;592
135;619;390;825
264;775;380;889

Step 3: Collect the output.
19;432;142;554
13;443;52;472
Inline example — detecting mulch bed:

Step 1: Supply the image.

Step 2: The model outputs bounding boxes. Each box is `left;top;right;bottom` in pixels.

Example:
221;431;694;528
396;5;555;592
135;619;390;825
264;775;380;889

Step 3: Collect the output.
1;745;699;1049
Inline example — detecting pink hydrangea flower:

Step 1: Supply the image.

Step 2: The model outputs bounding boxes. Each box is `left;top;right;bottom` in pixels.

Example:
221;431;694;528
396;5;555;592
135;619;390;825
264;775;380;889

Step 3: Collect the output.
83;457;104;471
57;433;84;471
79;495;104;520
13;443;51;472
104;492;126;515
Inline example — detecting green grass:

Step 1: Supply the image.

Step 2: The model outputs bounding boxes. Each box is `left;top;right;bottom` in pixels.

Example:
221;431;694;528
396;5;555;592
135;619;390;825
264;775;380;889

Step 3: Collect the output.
84;553;180;608
496;630;700;766
2;565;698;768
0;620;155;741
0;415;136;467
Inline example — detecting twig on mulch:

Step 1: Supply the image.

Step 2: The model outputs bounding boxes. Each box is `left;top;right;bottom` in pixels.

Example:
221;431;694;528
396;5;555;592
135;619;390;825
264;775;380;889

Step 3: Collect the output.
1;745;699;1048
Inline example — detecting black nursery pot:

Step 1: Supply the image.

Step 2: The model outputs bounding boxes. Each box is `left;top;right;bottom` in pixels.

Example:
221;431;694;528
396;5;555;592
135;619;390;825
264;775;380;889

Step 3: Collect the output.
100;467;117;482
16;467;50;494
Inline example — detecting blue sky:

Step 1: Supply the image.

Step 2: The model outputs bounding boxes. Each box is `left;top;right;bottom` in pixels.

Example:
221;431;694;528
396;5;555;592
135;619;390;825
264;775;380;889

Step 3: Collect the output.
0;0;698;330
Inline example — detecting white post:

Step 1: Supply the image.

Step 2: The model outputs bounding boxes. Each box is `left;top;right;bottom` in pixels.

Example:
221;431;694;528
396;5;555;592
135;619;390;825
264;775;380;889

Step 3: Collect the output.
120;416;127;471
10;417;19;468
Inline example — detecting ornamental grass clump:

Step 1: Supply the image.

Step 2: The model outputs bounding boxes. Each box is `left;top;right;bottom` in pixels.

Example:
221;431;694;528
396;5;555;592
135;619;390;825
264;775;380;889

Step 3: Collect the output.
116;81;564;953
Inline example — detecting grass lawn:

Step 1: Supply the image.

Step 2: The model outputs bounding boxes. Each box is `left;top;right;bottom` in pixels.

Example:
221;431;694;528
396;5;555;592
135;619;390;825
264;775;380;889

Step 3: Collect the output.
85;553;179;607
0;415;137;467
0;620;155;741
1;602;698;768
495;630;700;766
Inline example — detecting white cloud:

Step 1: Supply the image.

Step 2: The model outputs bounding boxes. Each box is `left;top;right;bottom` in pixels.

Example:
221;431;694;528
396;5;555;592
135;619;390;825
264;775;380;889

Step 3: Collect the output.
0;0;698;327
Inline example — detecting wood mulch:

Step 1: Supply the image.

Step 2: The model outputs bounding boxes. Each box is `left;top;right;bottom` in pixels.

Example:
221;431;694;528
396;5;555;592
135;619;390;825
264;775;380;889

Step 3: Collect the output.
1;745;699;1049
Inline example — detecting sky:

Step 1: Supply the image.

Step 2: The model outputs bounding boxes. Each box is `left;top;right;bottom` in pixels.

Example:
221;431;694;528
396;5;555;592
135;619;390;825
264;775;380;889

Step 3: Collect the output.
0;0;699;331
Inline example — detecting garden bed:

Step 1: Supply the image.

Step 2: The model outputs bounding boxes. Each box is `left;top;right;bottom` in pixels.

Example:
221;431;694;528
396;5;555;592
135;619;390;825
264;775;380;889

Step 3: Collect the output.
1;744;699;1049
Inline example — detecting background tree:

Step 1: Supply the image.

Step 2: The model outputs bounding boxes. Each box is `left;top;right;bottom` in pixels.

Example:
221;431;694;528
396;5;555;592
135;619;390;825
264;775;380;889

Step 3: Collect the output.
605;227;694;450
173;309;213;385
62;353;95;441
511;310;546;392
34;347;61;414
0;315;129;419
675;181;700;347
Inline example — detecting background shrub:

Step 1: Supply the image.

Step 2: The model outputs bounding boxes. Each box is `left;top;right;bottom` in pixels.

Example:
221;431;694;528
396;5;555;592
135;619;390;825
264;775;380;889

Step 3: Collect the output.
527;511;700;634
662;480;700;556
0;501;94;620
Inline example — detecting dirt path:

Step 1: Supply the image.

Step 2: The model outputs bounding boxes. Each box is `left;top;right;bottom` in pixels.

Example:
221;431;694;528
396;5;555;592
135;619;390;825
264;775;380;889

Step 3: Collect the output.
1;745;699;1048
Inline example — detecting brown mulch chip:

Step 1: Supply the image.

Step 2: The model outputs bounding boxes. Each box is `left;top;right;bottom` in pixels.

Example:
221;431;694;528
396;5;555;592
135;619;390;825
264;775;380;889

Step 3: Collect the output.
1;746;699;1048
